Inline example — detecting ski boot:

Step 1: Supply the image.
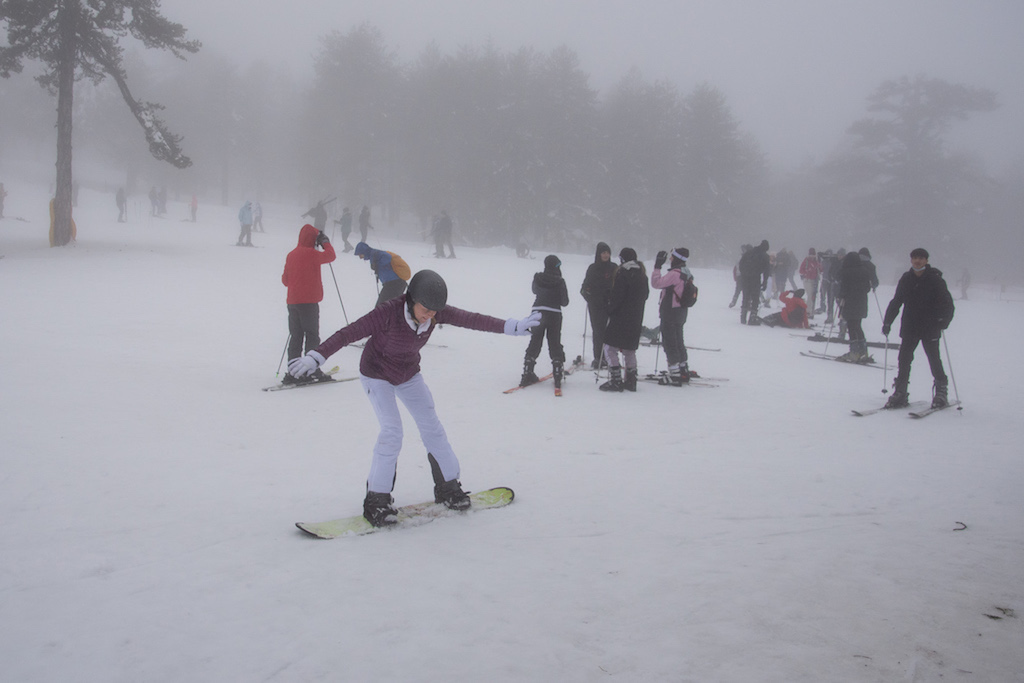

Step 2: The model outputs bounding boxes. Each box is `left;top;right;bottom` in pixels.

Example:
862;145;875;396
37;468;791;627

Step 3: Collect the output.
623;367;638;392
552;359;564;390
931;381;949;409
520;356;539;387
434;479;471;511
363;491;398;527
310;368;334;383
599;366;624;392
884;378;910;409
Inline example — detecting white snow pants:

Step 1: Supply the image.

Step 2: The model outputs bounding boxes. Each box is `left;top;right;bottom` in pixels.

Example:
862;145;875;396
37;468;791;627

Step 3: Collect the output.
360;372;459;494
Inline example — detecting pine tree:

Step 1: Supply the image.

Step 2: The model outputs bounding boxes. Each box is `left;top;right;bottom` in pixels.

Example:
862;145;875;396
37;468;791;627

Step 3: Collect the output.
0;0;199;246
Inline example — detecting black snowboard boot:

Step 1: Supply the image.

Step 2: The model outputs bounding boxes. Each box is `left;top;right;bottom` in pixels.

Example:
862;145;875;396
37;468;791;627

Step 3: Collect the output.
434;479;471;511
623;367;638;392
520;356;539;387
931;381;949;409
600;366;624;392
552;359;564;390
363;491;398;527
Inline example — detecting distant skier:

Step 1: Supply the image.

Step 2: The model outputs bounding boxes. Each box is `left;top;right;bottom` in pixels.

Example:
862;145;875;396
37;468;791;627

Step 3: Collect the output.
519;255;570;390
252;202;264;233
334;207;354;252
729;244;750;308
302;200;328;232
799;248;822;319
358;205;372;242
431;210;455;258
115;187;127;223
281;224;337;385
236;201;254;246
882;248;955;409
738;240;771;324
836;251;872;362
285;269;540;527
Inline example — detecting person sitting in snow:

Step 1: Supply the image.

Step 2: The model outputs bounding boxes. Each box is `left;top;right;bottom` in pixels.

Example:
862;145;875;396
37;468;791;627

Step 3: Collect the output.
757;289;810;329
286;270;540;526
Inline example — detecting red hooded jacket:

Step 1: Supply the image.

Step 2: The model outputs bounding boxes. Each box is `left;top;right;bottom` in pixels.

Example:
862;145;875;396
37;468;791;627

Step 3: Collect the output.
282;224;336;304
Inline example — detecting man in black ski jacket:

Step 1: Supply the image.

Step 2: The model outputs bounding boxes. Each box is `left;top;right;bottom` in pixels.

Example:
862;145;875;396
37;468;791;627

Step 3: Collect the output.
738;240;771;324
882;248;955;409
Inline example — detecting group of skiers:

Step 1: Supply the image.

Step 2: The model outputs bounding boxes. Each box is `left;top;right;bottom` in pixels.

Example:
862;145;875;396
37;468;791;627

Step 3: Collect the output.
731;240;955;410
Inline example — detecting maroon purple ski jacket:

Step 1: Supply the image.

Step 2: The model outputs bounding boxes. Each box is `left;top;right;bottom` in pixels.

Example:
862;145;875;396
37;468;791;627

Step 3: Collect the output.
315;295;505;385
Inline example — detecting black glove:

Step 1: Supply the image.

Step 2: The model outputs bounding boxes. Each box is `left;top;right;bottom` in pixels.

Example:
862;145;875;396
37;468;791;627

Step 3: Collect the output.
881;324;891;337
315;232;329;247
654;251;668;269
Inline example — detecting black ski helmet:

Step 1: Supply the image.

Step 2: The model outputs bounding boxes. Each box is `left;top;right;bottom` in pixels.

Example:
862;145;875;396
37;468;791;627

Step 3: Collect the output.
407;269;448;312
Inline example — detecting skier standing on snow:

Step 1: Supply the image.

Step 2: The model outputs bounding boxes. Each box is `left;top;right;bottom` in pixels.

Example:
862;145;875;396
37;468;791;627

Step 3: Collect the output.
281;224;337;385
728;244;750;308
334;207;354;252
286;269;541;526
600;247;649;392
302;200;328;232
738;240;771;324
837;251;872;362
432;210;456;258
236;200;254;246
115;187;127;223
358;205;372;243
580;242;616;368
882;248;955;409
519;255;570;389
650;247;694;385
354;241;410;307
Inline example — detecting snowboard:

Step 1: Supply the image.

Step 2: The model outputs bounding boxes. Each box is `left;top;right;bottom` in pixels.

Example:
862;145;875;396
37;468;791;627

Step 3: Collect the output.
296;486;515;539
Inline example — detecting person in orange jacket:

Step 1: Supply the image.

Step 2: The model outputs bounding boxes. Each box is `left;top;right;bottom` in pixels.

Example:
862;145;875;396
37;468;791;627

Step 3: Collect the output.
758;289;810;329
281;224;337;384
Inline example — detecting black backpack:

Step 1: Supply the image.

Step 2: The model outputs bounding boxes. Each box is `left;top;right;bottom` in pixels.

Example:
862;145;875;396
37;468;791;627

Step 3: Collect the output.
676;274;698;308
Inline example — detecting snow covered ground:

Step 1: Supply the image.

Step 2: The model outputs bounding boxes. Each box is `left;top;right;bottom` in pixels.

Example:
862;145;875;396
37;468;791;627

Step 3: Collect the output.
1;182;1022;682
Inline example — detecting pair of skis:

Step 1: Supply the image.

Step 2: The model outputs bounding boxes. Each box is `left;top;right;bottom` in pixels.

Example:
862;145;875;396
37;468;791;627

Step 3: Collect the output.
503;357;587;396
851;400;961;419
262;366;359;392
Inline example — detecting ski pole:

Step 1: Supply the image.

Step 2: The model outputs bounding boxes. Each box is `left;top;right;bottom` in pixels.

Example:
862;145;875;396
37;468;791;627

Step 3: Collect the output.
881;333;889;394
941;331;963;411
582;306;590;366
824;301;841;356
327;263;350;326
277;334;290;378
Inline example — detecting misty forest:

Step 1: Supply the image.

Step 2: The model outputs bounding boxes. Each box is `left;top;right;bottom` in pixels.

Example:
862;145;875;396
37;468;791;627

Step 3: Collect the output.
2;5;1022;275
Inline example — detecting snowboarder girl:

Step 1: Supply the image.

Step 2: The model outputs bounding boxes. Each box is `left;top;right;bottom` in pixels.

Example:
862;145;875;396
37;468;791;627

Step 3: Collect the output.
287;270;541;527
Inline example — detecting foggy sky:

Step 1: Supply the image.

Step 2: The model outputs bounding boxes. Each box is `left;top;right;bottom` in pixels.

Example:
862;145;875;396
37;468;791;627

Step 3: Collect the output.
159;0;1024;172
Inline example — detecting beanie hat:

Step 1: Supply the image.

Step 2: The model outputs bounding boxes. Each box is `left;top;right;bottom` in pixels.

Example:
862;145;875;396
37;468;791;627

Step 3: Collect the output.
544;254;562;273
671;247;689;261
795;288;806;299
619;247;637;263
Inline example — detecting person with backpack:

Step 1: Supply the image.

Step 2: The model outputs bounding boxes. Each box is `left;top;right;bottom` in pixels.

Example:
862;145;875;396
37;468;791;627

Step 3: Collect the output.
600;247;649;392
580;242;617;368
354;242;411;307
651;247;695;385
281;224;337;385
520;255;570;389
882;248;955;409
285;270;540;527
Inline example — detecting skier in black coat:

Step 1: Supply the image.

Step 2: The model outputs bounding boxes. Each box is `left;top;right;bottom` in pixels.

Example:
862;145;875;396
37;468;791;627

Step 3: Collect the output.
580;242;617;368
882;248;955;409
738;240;771;324
600;248;649;392
837;251;872;362
519;255;570;389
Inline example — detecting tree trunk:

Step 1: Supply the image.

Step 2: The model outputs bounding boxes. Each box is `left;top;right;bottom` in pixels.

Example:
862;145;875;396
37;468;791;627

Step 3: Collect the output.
52;0;78;247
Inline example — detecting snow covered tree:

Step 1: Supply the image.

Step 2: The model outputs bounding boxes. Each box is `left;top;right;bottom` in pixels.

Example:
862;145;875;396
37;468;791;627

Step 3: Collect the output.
0;0;199;246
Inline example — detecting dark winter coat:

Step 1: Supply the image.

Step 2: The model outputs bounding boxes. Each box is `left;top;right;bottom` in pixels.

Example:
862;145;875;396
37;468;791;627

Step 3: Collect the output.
581;243;616;312
883;265;955;339
531;271;570;312
282;224;337;304
739;243;771;286
838;252;871;320
603;261;649;350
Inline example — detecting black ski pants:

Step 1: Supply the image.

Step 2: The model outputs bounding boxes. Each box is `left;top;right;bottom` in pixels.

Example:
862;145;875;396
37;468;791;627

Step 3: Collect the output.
287;303;321;360
896;332;947;388
525;310;565;363
660;305;688;367
587;303;609;363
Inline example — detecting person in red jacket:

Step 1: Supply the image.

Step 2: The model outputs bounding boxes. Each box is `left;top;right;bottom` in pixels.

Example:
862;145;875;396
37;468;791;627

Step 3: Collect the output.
282;224;337;384
799;248;823;320
758;289;810;329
